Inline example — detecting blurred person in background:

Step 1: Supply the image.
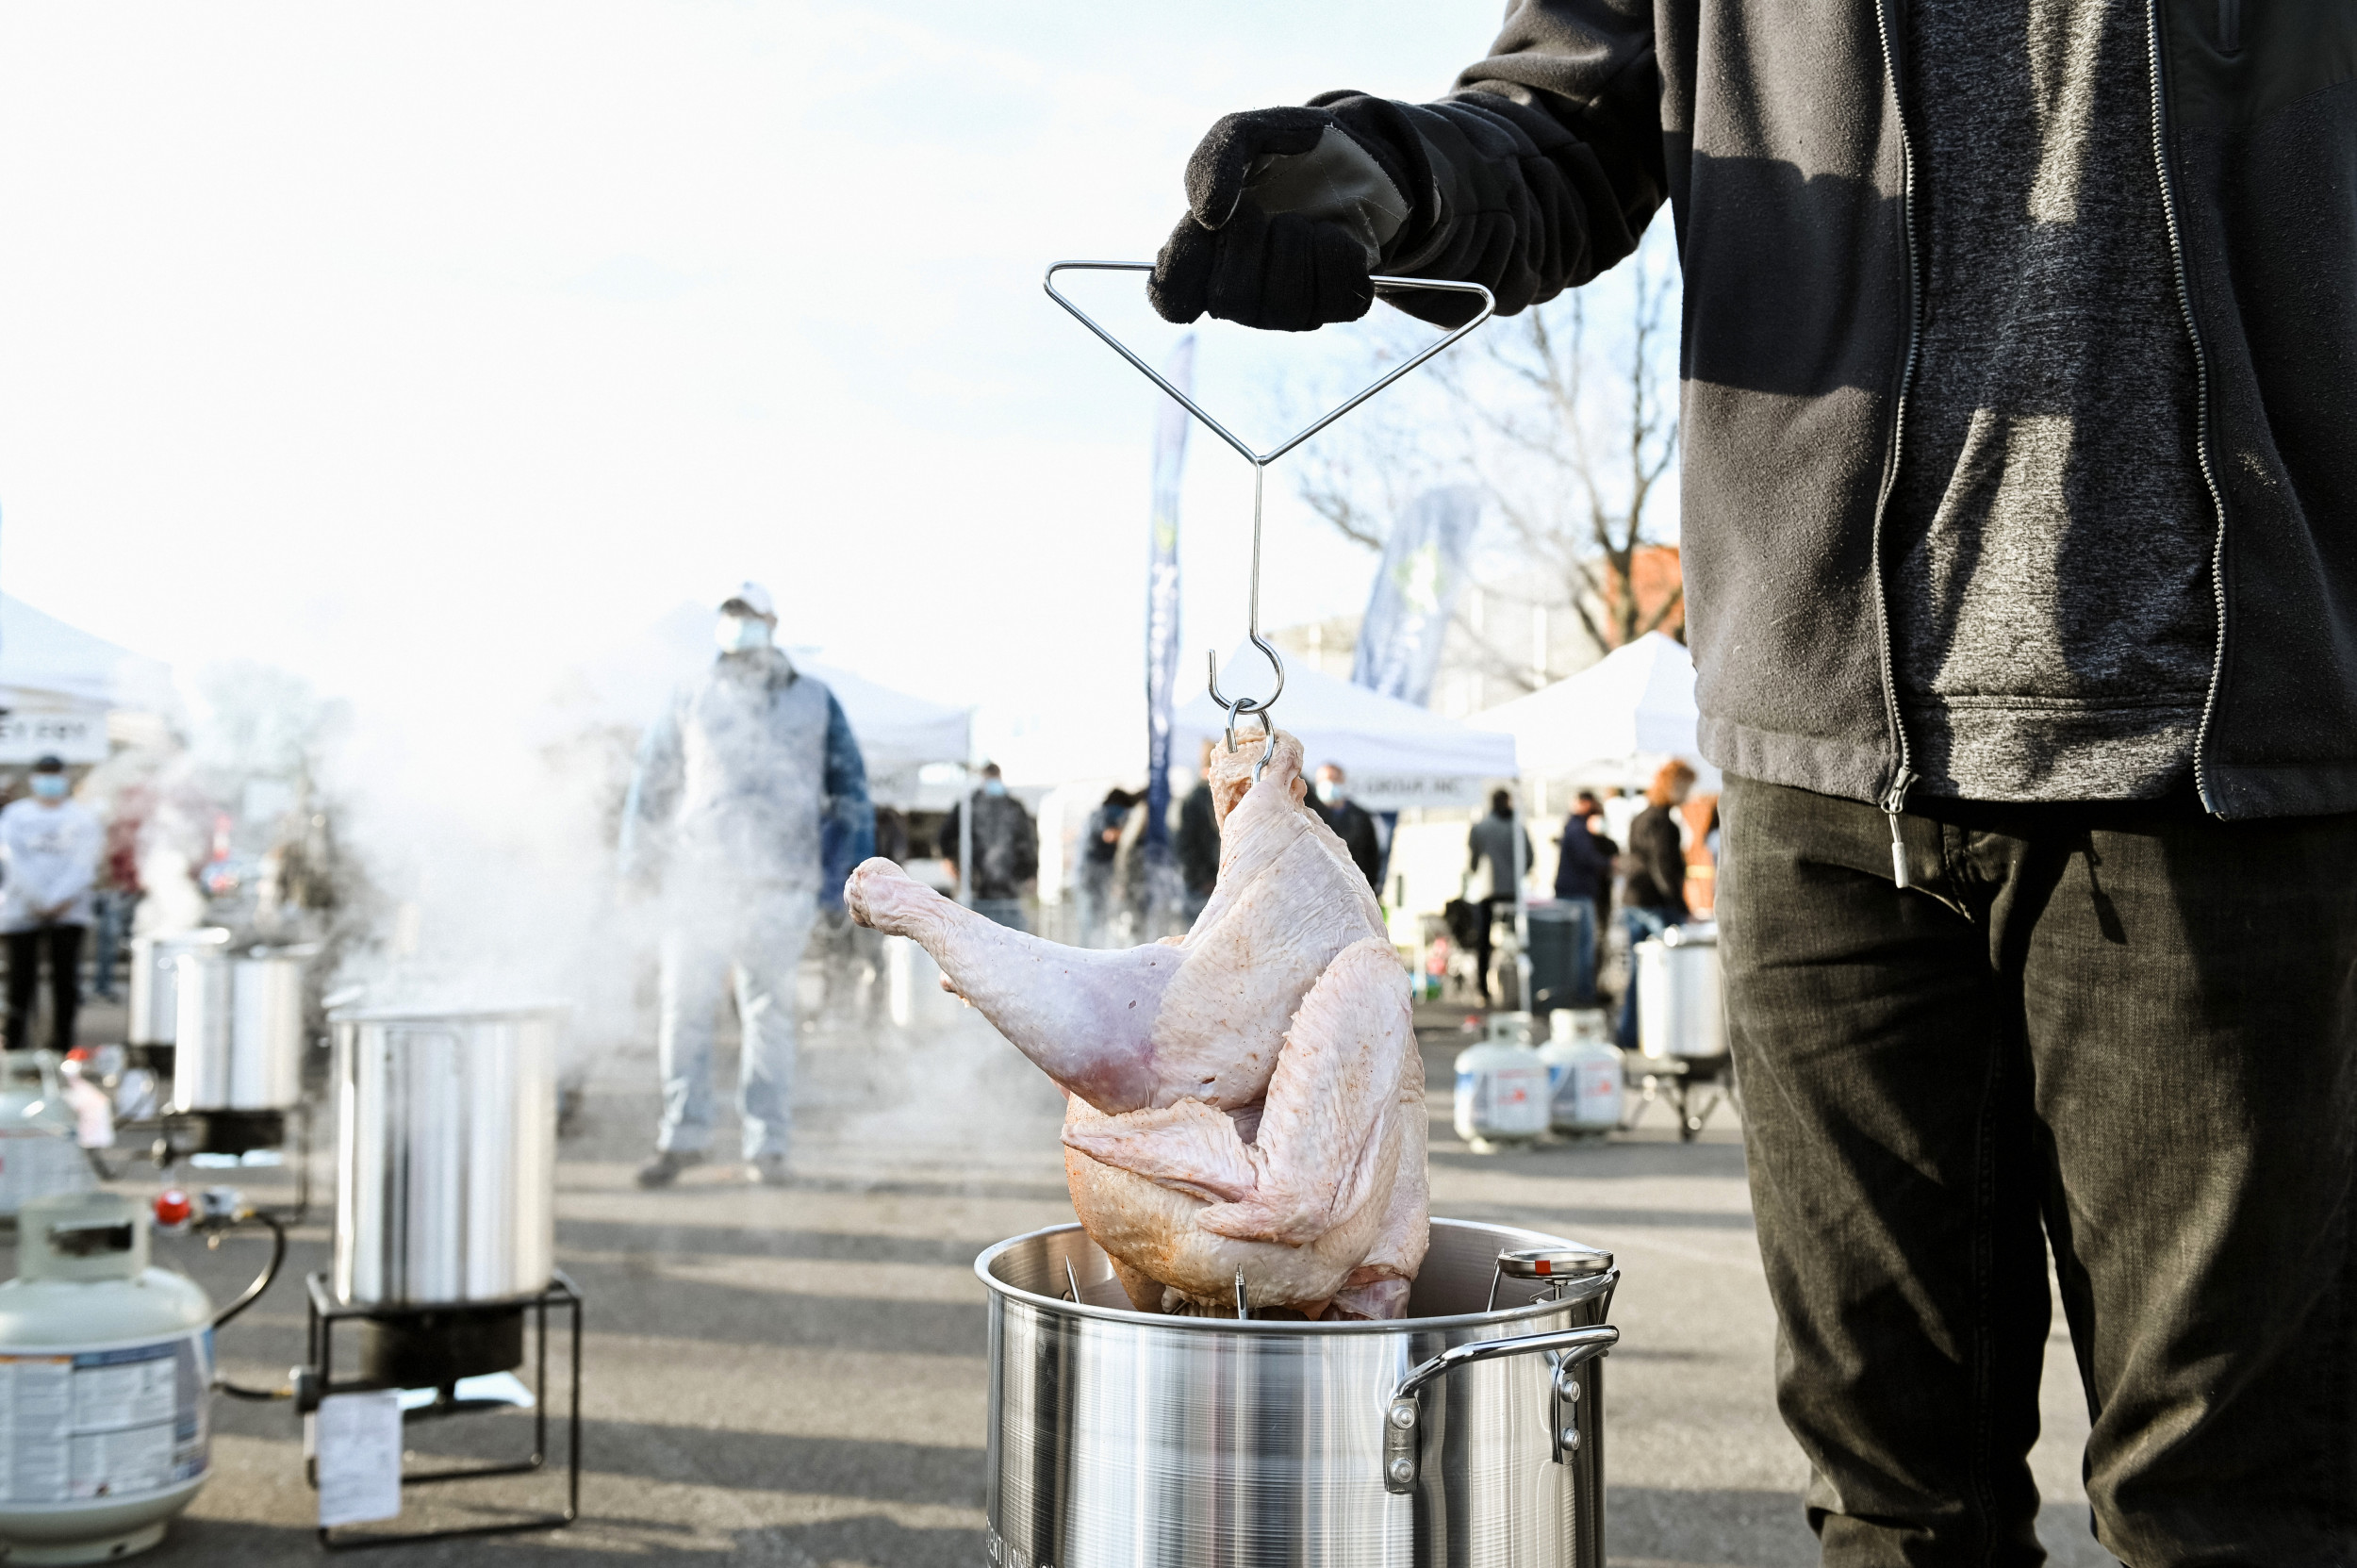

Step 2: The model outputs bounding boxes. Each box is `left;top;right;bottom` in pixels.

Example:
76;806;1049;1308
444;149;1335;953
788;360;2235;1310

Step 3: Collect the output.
619;582;872;1190
940;763;1038;933
1553;789;1618;1006
1175;742;1221;924
871;804;910;866
1312;762;1381;893
1555;791;1617;908
1075;786;1138;947
1;756;102;1053
1616;761;1694;1053
1465;787;1532;1007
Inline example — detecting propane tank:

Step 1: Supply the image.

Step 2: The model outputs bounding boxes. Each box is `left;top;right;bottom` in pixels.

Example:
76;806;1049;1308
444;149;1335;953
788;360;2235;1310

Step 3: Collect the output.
1540;1008;1624;1137
1453;1014;1551;1151
0;1192;213;1563
0;1054;96;1220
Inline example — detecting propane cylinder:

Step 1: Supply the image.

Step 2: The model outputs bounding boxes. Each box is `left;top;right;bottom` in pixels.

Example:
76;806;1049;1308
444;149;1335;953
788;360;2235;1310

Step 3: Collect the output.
1540;1008;1624;1136
0;1192;213;1563
1453;1015;1551;1150
0;1054;95;1219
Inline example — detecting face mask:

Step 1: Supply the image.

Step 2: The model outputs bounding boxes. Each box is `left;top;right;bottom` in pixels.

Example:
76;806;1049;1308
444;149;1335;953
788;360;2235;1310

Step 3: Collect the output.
28;775;65;801
717;614;772;653
1315;780;1343;804
981;779;1007;798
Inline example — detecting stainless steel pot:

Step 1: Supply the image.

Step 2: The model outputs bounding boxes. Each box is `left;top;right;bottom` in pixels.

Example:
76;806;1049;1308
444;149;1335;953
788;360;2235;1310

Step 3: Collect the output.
126;930;230;1048
980;1217;1619;1568
330;1004;560;1307
171;944;310;1112
1634;925;1724;1060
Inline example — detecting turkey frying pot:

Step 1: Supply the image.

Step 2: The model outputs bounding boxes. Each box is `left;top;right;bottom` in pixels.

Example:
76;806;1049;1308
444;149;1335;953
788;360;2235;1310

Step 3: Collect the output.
980;1217;1618;1568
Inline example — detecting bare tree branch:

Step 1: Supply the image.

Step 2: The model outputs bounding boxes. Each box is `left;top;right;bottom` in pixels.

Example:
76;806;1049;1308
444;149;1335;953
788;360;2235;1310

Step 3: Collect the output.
1280;224;1683;674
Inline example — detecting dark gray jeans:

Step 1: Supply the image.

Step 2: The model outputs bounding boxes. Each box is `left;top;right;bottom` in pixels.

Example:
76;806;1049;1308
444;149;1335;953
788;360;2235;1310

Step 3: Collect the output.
1718;775;2357;1567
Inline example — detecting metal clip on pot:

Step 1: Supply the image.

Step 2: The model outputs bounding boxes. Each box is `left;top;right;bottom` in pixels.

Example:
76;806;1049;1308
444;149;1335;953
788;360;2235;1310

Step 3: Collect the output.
1383;1323;1618;1494
1043;261;1494;779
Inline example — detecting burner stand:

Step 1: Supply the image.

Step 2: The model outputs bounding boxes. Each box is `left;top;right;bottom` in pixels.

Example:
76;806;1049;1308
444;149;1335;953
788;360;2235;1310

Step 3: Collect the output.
297;1271;582;1550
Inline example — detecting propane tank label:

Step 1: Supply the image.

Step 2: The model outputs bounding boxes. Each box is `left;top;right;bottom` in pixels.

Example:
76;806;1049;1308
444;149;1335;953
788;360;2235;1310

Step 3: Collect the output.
0;1330;212;1502
1455;1065;1551;1138
0;1131;93;1215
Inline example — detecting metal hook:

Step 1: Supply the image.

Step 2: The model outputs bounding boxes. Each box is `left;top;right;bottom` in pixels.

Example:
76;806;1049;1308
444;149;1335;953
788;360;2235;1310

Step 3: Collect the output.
1234;1267;1250;1320
1206;638;1284;784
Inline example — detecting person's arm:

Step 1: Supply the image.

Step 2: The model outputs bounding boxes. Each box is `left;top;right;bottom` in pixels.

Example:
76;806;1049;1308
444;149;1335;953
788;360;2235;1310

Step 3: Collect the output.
816;693;875;911
1014;805;1040;886
1151;0;1665;333
36;809;102;916
1640;812;1687;913
939;802;962;874
1352;816;1383;891
617;701;684;890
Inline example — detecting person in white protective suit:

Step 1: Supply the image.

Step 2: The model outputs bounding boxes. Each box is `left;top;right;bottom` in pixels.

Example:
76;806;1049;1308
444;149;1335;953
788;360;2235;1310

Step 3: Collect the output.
619;584;873;1188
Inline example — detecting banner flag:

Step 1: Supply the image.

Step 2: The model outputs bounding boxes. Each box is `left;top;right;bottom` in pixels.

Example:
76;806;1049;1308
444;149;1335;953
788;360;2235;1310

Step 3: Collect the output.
1351;486;1482;706
1142;335;1195;858
1351;485;1482;895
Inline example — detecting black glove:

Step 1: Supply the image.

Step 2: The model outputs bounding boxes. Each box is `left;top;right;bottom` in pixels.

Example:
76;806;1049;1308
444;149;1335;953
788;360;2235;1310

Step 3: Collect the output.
1149;102;1426;333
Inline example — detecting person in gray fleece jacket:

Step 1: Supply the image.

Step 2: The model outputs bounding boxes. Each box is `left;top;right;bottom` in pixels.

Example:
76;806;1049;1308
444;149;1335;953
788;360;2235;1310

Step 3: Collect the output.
1150;3;2357;1562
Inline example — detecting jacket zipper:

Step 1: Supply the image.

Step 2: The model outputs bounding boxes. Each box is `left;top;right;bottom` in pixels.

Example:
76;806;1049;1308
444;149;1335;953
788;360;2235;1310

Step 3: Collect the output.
1871;0;1924;888
2146;0;2230;815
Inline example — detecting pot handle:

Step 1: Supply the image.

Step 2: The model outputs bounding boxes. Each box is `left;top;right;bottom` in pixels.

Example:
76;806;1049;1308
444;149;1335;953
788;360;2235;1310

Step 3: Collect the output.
1382;1324;1618;1494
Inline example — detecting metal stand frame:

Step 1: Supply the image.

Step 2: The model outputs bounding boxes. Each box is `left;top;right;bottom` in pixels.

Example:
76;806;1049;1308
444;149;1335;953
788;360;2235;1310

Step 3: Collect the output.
1620;1056;1739;1142
301;1271;583;1551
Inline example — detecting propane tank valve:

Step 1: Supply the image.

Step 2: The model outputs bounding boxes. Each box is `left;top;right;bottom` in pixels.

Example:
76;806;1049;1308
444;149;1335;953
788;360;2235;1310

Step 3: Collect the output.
152;1188;194;1234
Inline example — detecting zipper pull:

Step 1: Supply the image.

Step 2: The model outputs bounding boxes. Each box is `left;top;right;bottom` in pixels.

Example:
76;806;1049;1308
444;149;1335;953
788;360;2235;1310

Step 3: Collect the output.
1883;772;1916;891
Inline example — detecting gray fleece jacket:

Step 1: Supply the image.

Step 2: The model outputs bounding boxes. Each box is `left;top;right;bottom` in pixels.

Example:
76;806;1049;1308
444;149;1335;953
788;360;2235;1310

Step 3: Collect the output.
1297;0;2357;821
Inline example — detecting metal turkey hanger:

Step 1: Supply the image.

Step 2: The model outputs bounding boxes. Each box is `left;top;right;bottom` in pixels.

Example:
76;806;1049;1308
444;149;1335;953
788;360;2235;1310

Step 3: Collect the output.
1043;261;1496;780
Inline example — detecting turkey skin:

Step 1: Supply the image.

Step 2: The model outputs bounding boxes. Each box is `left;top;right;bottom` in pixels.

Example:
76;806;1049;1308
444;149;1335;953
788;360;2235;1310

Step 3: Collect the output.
845;729;1426;1318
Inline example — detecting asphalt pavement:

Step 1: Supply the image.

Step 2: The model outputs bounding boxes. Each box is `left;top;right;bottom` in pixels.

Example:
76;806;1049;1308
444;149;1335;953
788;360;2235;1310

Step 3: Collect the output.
22;995;2115;1566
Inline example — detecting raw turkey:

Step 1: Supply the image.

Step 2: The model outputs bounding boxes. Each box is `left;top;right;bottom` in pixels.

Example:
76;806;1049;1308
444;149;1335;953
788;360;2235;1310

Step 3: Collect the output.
844;729;1426;1319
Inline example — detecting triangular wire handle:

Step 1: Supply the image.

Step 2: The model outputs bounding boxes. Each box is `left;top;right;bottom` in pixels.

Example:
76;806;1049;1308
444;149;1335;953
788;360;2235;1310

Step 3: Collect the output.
1047;262;1490;467
1042;259;1494;773
1041;262;1496;470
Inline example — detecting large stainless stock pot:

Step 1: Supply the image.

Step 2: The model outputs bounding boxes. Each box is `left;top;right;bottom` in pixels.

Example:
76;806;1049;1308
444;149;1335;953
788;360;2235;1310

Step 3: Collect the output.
979;1217;1619;1568
171;942;311;1114
127;929;231;1051
329;1004;560;1307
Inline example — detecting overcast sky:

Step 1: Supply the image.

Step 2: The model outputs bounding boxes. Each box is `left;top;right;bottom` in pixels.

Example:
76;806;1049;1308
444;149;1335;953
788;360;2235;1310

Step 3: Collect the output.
0;1;1558;785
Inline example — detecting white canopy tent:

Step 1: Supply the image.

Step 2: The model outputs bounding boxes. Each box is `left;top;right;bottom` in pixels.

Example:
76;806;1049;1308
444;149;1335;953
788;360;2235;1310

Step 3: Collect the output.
1469;632;1721;792
0;595;178;763
794;659;970;810
1174;650;1518;812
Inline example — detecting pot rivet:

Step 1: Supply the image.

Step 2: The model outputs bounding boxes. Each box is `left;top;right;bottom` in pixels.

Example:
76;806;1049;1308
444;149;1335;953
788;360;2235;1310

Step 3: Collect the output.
1560;1426;1581;1450
1388;1458;1415;1485
1388;1402;1417;1430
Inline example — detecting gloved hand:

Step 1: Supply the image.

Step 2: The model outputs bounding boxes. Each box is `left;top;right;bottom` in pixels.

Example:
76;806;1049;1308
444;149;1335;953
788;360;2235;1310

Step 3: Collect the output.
1150;103;1424;333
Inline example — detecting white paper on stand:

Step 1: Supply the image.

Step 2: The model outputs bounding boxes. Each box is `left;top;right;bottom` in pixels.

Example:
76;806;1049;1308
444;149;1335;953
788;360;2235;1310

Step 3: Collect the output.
315;1390;404;1527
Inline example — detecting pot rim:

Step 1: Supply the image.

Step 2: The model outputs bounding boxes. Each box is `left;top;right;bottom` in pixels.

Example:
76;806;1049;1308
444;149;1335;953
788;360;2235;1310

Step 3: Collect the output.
975;1216;1615;1336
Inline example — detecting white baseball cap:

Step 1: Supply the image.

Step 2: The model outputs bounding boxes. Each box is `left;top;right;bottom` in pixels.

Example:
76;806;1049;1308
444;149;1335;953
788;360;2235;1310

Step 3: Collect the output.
719;581;776;619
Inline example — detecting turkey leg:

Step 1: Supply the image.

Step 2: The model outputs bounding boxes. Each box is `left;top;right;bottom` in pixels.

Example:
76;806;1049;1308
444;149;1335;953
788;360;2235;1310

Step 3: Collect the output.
845;858;1179;1113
